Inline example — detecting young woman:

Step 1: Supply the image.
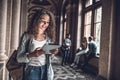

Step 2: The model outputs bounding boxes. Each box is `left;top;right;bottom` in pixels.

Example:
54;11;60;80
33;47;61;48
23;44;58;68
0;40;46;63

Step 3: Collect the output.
17;9;58;80
70;37;88;68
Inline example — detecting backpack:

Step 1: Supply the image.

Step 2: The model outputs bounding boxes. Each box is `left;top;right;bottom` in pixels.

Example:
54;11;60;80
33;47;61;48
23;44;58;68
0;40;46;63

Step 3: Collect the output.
6;32;30;80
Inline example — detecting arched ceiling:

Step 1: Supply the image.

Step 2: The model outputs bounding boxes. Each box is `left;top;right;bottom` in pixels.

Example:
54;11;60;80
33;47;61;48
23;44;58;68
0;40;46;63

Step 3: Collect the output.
28;0;74;17
28;0;64;24
28;0;63;16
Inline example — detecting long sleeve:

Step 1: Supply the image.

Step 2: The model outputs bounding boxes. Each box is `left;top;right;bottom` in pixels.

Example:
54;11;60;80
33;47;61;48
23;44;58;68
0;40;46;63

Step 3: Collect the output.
16;32;30;63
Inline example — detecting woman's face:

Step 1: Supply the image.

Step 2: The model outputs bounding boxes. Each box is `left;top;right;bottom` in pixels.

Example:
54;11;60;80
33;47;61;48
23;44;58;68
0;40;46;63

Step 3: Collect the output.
37;14;50;34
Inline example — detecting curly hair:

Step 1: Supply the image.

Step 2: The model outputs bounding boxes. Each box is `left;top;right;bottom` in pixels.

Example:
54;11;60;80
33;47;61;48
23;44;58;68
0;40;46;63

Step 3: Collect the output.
27;9;56;42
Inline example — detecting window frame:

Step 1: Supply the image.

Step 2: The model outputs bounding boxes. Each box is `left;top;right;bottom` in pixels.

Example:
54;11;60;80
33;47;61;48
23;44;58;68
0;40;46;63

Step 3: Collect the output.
81;0;102;55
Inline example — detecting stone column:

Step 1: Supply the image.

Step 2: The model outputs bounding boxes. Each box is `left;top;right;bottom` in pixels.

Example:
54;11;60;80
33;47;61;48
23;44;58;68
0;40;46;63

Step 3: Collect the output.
19;0;28;34
76;0;82;48
0;0;8;80
0;0;8;61
10;0;21;52
98;0;115;79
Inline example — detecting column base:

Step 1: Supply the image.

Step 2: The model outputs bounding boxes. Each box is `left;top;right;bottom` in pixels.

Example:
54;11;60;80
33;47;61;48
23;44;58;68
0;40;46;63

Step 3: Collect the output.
0;54;8;80
0;53;8;61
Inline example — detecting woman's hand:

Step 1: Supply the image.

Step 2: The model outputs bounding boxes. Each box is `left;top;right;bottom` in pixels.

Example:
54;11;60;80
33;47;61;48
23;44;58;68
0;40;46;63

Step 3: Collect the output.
27;47;44;58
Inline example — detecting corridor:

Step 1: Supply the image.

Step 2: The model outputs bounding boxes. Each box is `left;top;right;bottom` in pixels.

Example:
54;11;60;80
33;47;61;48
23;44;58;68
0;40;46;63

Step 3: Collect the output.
52;56;99;80
0;0;120;80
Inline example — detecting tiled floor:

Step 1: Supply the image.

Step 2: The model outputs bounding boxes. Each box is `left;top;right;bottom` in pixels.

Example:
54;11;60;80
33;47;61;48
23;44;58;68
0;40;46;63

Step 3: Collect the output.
51;56;98;80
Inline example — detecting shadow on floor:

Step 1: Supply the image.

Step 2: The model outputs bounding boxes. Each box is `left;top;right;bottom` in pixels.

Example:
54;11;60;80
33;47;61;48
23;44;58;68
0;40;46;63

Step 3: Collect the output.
51;56;105;80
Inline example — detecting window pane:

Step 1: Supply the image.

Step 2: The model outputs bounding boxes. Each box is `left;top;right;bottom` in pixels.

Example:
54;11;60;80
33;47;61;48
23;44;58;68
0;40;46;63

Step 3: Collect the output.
84;11;92;38
95;7;102;23
94;23;101;54
85;0;93;7
85;11;92;25
84;25;91;38
94;7;102;54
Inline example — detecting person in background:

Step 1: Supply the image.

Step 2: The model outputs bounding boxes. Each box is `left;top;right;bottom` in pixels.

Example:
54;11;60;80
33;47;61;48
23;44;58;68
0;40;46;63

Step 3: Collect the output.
70;37;88;68
17;9;58;80
61;33;71;66
82;36;97;68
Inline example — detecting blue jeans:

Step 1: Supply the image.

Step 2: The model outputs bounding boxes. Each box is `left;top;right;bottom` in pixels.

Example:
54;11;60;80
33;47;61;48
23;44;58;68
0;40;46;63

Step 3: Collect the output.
25;65;47;80
61;49;70;65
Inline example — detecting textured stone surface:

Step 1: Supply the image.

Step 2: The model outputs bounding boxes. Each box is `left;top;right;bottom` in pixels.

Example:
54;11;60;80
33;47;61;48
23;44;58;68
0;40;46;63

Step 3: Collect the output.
52;56;98;80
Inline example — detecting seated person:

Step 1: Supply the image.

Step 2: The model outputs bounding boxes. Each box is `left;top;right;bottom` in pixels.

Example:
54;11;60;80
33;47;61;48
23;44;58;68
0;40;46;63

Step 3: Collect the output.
82;36;97;68
71;37;88;68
